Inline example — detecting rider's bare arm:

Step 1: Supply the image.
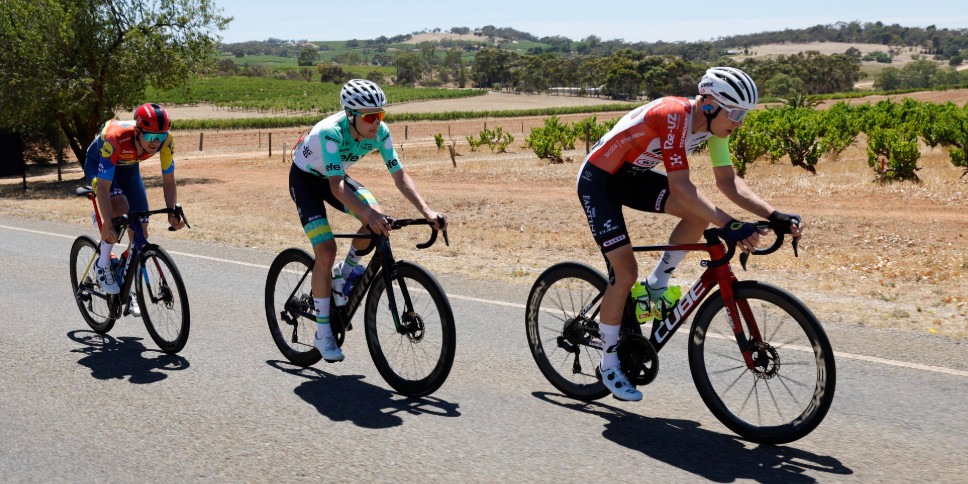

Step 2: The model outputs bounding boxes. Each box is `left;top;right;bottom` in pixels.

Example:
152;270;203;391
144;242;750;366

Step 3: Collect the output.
667;170;733;227
391;169;446;230
712;165;774;219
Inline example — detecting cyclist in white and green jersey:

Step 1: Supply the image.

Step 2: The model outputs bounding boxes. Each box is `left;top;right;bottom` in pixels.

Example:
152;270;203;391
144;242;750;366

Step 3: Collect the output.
289;79;447;362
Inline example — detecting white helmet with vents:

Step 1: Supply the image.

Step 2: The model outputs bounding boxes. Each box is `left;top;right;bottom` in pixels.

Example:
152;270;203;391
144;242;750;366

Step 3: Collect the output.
698;67;758;110
340;79;387;110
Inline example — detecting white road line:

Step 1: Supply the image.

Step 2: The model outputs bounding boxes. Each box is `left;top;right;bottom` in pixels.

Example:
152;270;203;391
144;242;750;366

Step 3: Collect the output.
5;222;967;378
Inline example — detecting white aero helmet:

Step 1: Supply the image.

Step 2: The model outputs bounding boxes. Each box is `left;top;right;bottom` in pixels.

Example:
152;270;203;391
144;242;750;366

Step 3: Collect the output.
698;67;758;110
340;79;387;110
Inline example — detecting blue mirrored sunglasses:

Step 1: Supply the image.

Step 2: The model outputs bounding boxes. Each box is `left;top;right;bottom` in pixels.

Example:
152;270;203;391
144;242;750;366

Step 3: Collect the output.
142;131;169;143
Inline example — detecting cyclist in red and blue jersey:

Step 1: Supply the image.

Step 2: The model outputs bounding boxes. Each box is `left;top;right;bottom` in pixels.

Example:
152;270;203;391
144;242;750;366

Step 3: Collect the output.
288;79;447;362
576;67;802;401
83;103;186;305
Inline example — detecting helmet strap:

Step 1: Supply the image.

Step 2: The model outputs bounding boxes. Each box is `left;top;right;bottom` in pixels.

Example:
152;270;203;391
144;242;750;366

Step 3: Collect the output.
700;96;720;133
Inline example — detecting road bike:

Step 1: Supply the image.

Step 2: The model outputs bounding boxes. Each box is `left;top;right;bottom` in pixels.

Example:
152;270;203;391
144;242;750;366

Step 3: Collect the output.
265;217;456;397
525;221;835;444
69;186;192;354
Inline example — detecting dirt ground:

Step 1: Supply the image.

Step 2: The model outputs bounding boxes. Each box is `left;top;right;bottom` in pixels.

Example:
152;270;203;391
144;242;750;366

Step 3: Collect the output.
3;92;967;339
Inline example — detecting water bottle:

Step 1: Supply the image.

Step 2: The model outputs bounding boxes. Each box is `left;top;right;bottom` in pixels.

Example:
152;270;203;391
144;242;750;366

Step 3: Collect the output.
630;281;653;324
331;269;348;307
341;264;366;300
110;254;121;281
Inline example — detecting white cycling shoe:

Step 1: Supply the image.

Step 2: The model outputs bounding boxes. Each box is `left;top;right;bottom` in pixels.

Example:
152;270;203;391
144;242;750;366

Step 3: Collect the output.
314;331;344;363
128;293;141;317
600;365;643;401
94;260;120;295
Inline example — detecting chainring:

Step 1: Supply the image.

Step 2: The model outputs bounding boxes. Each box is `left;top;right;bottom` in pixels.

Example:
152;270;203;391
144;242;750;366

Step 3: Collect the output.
618;333;659;386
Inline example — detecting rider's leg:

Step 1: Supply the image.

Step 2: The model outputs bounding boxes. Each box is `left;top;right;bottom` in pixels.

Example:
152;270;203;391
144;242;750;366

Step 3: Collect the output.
311;239;344;362
600;244;637;370
645;195;708;293
98;194;130;266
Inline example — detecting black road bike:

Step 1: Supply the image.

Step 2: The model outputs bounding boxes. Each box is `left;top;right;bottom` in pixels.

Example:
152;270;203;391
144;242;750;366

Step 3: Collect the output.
69;186;191;354
266;217;456;397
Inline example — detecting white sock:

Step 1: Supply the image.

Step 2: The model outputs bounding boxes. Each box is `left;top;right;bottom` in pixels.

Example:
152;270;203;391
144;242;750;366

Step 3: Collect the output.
313;297;332;339
98;242;115;267
647;250;686;292
339;246;363;278
599;323;621;370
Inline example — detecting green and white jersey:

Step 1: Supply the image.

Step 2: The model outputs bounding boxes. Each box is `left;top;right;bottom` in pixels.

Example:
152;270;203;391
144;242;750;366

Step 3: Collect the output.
292;111;401;178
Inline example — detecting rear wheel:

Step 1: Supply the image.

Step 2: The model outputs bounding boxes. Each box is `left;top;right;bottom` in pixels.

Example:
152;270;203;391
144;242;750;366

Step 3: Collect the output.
525;262;610;401
364;261;455;397
137;245;190;354
69;236;116;334
266;248;323;367
689;281;836;444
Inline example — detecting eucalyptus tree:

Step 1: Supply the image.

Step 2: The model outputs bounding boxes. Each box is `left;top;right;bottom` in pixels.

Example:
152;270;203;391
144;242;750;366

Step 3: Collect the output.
0;0;230;162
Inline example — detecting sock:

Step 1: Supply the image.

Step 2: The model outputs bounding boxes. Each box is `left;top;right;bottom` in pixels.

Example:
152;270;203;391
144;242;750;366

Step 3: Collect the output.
339;246;363;278
647;250;686;295
599;323;621;371
313;297;332;339
98;242;115;267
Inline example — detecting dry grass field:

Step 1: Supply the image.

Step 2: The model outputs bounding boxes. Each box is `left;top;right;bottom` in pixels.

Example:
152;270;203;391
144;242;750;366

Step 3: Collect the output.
3;93;967;339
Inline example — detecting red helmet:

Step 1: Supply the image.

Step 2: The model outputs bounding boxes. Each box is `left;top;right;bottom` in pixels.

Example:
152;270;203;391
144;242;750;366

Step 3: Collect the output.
134;103;171;133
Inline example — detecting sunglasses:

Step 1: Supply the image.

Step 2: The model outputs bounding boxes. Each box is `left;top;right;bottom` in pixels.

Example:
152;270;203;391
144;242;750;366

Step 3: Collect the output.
714;101;749;123
347;109;386;124
141;130;169;143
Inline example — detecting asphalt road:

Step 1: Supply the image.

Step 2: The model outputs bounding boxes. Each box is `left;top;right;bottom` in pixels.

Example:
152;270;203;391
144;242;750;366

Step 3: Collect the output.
1;214;966;483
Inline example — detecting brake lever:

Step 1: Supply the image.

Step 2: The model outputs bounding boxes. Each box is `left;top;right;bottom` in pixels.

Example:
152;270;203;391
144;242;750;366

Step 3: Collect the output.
436;214;449;246
791;237;799;257
740;252;750;271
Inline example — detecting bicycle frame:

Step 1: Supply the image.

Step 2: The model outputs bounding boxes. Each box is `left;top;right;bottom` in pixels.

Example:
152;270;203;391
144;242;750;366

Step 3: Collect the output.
281;217;446;333
583;227;791;372
76;187;188;317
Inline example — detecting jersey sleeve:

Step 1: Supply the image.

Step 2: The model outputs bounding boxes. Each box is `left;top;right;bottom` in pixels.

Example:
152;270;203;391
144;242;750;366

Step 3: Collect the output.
320;127;345;178
159;135;175;174
376;124;402;174
708;135;732;168
96;135;119;182
658;103;691;173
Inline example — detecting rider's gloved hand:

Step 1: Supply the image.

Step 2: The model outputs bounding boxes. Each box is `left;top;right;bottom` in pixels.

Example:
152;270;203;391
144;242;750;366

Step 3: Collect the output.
768;210;801;229
723;219;758;242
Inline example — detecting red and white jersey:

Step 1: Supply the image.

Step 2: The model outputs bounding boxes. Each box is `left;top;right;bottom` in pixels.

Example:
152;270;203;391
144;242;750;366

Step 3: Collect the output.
586;97;713;174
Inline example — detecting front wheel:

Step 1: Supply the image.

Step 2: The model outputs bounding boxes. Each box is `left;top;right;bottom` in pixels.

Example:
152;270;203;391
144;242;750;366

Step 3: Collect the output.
525;262;611;401
69;236;116;334
137;244;190;354
364;261;455;397
688;281;836;444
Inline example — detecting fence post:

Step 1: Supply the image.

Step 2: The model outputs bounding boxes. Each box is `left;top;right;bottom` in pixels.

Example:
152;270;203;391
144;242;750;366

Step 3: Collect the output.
269;132;272;157
199;132;204;151
283;142;287;162
448;144;457;167
585;122;591;155
405;125;408;140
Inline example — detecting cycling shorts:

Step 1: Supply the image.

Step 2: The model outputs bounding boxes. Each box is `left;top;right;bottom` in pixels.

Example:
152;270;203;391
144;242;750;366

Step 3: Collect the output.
576;160;671;254
288;164;378;247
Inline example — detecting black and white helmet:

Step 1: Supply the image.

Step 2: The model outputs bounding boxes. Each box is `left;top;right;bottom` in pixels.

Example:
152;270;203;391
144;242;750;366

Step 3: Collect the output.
698;67;758;110
340;79;387;110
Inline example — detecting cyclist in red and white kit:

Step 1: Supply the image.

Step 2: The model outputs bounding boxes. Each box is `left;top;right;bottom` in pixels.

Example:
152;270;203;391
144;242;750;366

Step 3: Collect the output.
576;67;802;401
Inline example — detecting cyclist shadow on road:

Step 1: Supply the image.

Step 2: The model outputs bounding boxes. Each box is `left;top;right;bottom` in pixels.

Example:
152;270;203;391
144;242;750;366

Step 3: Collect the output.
267;360;461;429
68;330;190;384
533;391;852;483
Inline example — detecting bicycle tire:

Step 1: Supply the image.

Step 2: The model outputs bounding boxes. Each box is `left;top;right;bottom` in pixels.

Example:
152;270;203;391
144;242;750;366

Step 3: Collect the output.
69;235;116;334
688;281;836;444
137;244;190;354
525;262;611;401
364;261;456;397
265;248;322;367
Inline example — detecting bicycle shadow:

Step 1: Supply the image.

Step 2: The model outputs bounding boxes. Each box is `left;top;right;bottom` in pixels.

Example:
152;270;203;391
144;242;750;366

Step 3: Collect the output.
533;391;851;483
267;360;461;429
68;330;190;384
